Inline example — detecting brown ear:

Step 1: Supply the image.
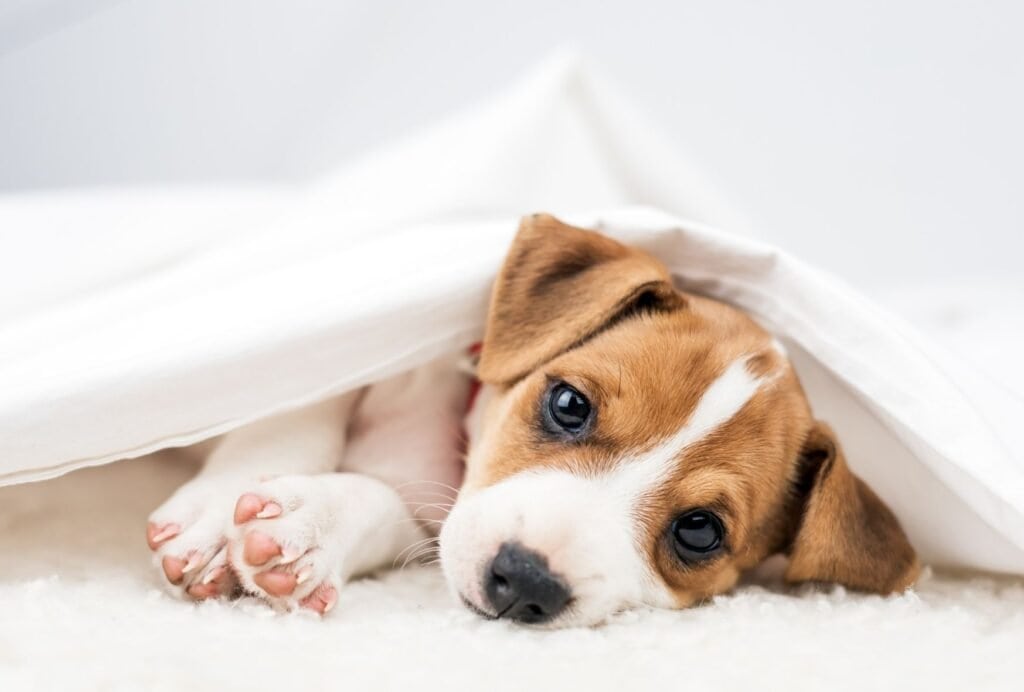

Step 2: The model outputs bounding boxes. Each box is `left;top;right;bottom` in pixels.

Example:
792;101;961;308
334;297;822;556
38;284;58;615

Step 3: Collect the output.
478;214;682;384
785;422;920;594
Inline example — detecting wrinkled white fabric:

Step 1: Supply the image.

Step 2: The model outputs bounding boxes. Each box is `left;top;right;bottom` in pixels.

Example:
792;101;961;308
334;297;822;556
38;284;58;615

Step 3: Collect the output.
1;54;1021;576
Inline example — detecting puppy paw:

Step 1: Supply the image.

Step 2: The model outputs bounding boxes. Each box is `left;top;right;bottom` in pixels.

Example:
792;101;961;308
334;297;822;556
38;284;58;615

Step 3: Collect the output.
147;477;240;600
228;476;346;615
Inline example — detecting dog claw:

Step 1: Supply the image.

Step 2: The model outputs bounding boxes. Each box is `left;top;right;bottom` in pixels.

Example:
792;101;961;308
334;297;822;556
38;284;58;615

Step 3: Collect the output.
233;493;264;525
324;593;337;614
182;552;204;574
256;502;282;520
280;546;302;565
161;555;186;585
147;523;181;549
187;582;221;600
300;583;338;615
203;565;227;585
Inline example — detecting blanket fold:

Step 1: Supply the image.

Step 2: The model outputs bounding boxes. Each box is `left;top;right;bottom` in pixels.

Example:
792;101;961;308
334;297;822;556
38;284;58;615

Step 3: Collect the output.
1;53;1021;575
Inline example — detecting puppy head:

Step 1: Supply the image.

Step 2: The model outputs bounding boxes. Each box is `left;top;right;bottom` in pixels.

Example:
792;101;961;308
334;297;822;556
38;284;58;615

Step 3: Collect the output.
440;214;918;627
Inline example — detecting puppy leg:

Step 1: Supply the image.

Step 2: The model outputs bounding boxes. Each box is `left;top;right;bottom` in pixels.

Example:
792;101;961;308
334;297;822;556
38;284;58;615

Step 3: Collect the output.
146;391;360;600
229;357;471;614
229;472;423;614
343;356;472;526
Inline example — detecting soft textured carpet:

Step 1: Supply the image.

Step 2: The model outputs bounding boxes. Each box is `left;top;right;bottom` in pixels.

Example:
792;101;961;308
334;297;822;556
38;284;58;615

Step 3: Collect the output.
3;283;1023;691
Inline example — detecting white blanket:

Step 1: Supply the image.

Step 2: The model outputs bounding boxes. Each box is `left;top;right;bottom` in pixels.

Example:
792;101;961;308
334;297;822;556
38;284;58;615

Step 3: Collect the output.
1;54;1022;580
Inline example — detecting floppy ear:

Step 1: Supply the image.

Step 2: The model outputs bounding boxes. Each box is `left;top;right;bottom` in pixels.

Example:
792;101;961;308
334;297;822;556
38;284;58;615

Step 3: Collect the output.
785;422;919;594
478;214;683;384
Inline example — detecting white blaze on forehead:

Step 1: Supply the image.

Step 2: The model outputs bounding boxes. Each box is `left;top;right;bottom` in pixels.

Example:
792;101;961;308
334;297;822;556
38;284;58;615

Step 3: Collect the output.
609;354;770;499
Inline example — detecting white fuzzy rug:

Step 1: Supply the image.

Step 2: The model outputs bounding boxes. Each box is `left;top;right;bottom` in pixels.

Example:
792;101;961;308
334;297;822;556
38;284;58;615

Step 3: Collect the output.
2;454;1023;691
3;283;1024;692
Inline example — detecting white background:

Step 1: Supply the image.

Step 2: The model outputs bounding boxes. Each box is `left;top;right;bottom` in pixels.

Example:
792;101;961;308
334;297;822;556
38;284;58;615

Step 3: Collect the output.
1;0;1021;287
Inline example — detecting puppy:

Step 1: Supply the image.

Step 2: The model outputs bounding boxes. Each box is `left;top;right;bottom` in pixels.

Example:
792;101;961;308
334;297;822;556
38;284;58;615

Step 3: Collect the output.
147;214;918;624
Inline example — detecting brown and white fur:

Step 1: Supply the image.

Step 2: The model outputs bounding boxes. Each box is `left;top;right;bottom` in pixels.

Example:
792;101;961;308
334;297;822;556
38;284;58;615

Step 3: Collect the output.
146;214;918;624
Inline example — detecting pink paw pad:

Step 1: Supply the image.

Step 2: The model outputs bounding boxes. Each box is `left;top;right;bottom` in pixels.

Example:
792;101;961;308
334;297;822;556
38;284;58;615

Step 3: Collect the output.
187;566;231;600
300;583;338;615
254;568;297;597
233;494;282;525
243;531;282;566
161;555;186;585
146;522;180;550
161;550;205;585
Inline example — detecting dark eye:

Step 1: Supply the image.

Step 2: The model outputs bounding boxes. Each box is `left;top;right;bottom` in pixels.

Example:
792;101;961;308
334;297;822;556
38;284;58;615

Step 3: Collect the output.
546;383;592;432
671;510;724;561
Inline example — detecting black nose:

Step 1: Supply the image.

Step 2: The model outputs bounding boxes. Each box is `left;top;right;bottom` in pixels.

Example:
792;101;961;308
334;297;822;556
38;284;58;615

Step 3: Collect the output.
484;543;571;624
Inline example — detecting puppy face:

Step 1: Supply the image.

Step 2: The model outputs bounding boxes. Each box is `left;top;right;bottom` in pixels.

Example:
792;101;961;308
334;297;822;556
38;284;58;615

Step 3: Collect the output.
440;215;918;627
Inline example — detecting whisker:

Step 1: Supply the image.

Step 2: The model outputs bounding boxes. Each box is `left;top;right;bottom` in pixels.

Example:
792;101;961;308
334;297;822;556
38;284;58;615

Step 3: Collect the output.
397;534;440;554
406;545;440;561
406;504;455;514
402;491;458;504
405;496;456;507
407;497;456;507
398;486;458;499
393;535;440;566
409;503;455;513
412;503;455;518
393;479;461;495
401;545;441;569
380;516;446;532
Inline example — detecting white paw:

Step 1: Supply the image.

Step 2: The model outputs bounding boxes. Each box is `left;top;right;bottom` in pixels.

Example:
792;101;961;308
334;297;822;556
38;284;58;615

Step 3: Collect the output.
227;475;347;615
147;476;242;600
